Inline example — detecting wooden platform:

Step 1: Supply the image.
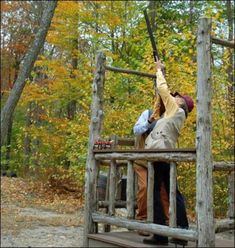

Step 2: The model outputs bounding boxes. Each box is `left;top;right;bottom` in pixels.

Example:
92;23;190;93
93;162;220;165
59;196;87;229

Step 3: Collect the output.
88;231;234;247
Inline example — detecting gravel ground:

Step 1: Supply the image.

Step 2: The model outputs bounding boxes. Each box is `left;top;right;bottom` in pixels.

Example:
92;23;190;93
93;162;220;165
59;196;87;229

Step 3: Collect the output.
1;176;85;248
1;225;84;247
1;205;84;247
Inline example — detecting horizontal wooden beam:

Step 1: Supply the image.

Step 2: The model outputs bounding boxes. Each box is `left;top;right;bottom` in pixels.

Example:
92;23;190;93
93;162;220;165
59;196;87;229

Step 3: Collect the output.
100;158;233;171
95;151;196;162
92;212;198;241
190;218;234;233
98;200;137;208
215;218;235;233
105;65;156;78
94;148;196;153
211;37;235;49
213;161;234;171
115;138;135;146
100;160;128;166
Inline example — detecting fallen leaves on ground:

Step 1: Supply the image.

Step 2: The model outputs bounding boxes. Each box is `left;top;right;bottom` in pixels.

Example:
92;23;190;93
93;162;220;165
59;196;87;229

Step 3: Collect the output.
1;176;84;214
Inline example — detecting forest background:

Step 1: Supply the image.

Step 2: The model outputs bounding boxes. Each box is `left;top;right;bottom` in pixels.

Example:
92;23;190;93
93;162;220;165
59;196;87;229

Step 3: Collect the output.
1;0;234;219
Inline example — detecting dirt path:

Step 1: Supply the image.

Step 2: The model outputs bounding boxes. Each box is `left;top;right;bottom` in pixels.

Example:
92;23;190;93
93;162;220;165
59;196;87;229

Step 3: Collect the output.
1;177;85;247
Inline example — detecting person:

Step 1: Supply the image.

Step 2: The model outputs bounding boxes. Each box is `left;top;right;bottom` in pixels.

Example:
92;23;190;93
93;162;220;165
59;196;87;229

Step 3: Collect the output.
133;102;169;236
143;60;194;245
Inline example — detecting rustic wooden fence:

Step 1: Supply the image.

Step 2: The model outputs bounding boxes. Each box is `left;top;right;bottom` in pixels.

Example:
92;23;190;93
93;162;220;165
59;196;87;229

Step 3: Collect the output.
83;17;235;247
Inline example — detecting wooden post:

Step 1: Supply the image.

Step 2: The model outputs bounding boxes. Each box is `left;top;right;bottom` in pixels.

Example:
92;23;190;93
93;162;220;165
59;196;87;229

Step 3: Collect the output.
227;171;235;219
93;160;100;233
83;51;106;247
109;159;117;217
127;161;135;219
104;168;111;232
147;162;154;222
169;162;177;227
196;17;215;247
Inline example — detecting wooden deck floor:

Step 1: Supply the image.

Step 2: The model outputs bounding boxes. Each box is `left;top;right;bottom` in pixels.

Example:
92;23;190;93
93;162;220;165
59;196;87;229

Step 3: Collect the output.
88;231;234;247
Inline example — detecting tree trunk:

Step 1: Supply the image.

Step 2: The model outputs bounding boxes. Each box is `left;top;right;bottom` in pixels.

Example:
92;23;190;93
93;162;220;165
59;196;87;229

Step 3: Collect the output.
226;0;234;97
148;1;157;32
64;37;78;169
1;1;57;145
189;0;194;32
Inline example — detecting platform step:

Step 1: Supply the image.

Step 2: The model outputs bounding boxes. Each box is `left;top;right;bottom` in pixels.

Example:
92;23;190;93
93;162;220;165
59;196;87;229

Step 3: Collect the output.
88;231;188;247
87;231;234;248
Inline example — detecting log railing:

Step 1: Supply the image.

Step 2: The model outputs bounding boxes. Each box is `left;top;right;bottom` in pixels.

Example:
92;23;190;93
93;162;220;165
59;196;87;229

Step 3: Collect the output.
94;148;234;239
94;148;198;241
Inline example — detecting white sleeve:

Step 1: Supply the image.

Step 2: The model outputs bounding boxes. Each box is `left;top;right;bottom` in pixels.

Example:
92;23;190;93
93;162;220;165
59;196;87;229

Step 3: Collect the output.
133;110;151;135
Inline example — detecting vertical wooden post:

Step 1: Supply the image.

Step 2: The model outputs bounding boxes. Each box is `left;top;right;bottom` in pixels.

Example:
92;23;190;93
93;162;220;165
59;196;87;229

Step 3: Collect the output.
196;17;215;247
83;51;106;247
169;162;177;227
104;168;111;232
147;161;154;222
127;160;135;219
109;159;117;217
93;160;100;233
227;171;235;219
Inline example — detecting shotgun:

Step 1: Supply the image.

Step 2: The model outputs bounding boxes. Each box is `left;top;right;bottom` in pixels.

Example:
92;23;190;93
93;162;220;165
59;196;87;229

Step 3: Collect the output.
144;9;165;119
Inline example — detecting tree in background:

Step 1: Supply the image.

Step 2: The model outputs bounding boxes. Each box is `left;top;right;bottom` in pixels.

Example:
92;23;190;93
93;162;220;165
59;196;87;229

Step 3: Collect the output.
1;1;57;146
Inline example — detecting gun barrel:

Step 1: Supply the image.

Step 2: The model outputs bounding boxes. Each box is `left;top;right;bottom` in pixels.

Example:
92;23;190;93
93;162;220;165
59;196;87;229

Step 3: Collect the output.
144;9;159;61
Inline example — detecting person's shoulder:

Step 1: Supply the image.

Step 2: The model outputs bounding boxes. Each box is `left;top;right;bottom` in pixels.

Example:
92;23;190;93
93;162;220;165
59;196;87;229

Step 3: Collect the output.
142;109;149;114
137;109;149;120
142;109;151;117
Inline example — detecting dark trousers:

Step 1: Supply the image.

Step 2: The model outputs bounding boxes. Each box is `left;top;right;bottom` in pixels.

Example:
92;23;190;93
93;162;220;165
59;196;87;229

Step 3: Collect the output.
153;162;188;241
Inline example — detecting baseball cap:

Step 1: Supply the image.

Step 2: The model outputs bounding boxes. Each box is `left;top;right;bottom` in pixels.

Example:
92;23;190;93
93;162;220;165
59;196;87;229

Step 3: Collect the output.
171;92;194;113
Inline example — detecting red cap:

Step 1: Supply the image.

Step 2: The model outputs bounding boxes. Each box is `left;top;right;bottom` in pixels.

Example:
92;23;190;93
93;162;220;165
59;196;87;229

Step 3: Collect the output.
171;92;194;113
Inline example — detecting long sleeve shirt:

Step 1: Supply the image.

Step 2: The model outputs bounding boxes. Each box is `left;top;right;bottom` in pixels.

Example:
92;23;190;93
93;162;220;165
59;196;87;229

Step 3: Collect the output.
156;69;178;118
133;110;152;135
145;69;186;149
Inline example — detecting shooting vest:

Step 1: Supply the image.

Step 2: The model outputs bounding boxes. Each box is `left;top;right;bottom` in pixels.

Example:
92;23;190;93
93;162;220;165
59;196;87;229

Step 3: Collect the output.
145;108;185;149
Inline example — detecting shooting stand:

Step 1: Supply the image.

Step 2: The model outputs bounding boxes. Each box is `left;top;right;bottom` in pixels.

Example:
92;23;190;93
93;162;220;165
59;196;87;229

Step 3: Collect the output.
83;17;235;247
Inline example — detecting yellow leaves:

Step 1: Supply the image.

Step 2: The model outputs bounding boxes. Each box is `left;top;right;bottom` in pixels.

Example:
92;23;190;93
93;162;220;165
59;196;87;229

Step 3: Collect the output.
188;48;193;54
213;12;221;21
56;1;79;18
108;15;122;29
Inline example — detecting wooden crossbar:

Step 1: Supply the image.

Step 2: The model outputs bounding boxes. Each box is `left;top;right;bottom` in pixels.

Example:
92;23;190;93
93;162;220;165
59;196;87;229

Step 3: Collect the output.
94;148;196;153
211;37;235;48
95;151;196;162
105;65;156;78
92;212;198;241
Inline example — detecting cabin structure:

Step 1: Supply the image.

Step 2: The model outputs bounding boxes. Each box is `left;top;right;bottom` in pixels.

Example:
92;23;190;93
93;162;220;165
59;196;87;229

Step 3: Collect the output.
83;17;234;247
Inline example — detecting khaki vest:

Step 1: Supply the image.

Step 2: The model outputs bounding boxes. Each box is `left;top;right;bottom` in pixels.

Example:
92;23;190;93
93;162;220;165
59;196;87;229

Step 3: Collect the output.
145;108;185;149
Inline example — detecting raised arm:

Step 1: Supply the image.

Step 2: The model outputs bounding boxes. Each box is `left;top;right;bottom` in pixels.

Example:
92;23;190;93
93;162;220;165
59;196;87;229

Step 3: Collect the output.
155;61;178;118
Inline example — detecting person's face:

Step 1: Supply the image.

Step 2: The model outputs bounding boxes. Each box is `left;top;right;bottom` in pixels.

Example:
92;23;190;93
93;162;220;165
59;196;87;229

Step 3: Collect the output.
175;95;185;106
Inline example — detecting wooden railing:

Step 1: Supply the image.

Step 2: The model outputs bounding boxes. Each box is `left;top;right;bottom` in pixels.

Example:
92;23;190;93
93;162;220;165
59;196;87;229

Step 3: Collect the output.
93;148;198;242
92;146;234;241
